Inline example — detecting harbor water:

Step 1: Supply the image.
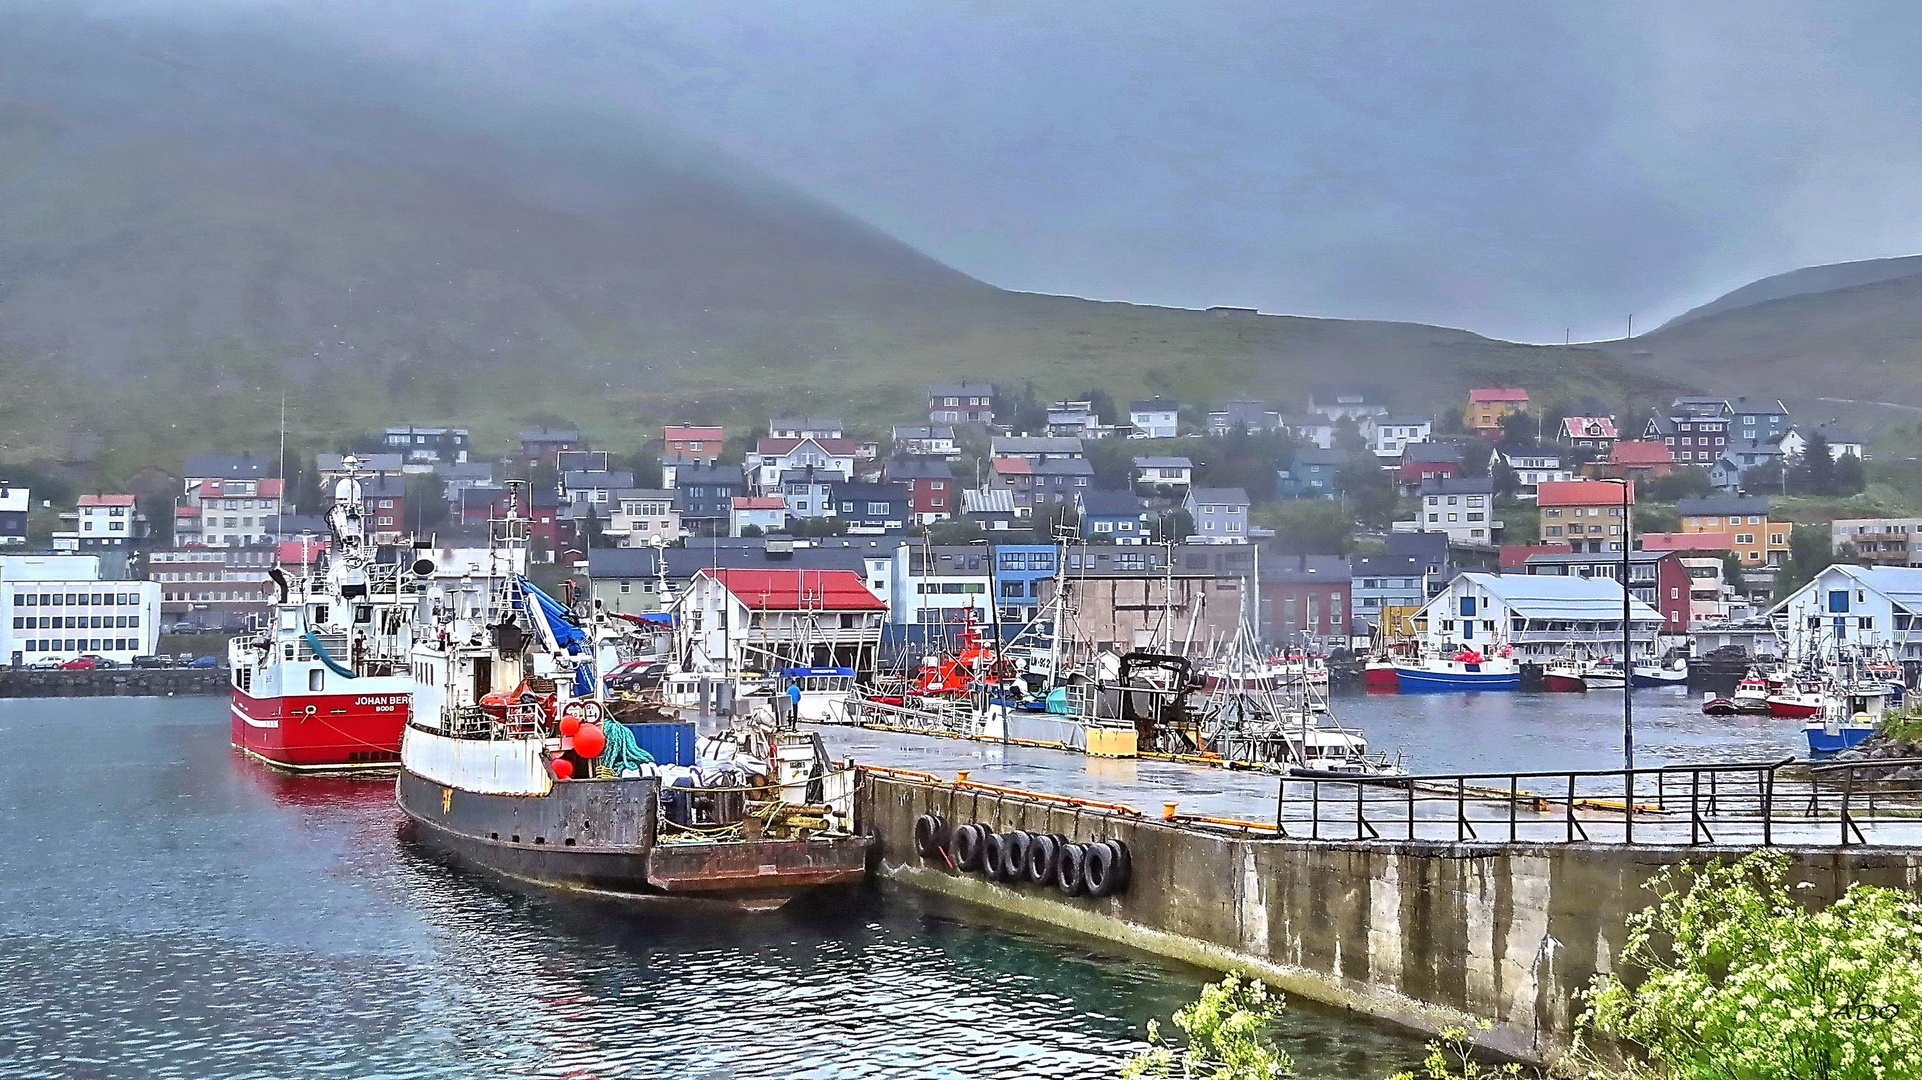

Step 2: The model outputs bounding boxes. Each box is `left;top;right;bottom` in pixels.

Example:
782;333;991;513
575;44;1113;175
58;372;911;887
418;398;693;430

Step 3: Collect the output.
0;696;1432;1079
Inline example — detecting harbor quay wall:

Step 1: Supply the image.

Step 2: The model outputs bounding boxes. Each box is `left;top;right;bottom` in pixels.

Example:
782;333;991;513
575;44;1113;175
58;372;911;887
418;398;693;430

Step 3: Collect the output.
860;773;1922;1065
0;669;228;697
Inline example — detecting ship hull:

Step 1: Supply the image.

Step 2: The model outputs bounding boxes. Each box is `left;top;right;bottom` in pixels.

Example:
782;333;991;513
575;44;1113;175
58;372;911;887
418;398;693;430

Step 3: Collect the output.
230;684;411;771
396;767;869;909
1806;724;1874;754
1542;673;1587;692
1393;666;1521;691
1767;696;1824;719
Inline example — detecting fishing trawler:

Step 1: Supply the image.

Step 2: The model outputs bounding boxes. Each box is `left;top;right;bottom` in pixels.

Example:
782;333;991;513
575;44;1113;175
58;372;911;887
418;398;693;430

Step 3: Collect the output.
1393;646;1522;691
396;487;868;908
227;460;423;771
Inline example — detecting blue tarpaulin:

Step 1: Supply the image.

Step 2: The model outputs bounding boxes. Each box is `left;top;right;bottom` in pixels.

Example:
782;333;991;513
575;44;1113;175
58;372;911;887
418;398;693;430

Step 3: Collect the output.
517;576;586;652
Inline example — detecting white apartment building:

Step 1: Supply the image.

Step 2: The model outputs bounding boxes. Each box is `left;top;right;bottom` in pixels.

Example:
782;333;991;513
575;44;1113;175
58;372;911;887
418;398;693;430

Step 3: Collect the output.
1499;451;1572;495
179;477;284;548
3;554;161;665
608;490;682;546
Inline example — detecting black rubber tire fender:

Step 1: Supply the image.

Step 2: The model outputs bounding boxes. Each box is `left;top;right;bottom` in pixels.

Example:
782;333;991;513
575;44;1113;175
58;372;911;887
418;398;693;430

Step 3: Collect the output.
913;813;948;859
1055;843;1089;896
1025;833;1059;883
1103;838;1132;893
951;823;984;871
979;830;1006;878
999;830;1032;881
1084;839;1119;897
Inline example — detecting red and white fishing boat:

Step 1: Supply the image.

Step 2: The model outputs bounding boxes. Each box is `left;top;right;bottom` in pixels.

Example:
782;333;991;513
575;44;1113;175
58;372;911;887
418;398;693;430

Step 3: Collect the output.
1542;657;1589;692
1766;676;1828;719
1729;671;1773;714
228;461;423;771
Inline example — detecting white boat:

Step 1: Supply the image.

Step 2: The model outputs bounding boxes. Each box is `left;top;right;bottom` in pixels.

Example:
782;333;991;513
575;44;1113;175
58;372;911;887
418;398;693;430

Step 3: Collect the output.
1393;649;1522;691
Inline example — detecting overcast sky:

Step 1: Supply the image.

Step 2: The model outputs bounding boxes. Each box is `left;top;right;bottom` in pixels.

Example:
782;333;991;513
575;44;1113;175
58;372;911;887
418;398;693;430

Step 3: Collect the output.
127;0;1922;342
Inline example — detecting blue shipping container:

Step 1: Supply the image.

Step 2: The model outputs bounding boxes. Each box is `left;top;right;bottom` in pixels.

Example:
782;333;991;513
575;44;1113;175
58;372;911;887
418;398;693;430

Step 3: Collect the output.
625;721;697;766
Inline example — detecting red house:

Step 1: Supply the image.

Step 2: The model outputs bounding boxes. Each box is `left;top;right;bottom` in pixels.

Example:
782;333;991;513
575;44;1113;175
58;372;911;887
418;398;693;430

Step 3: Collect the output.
1258;555;1351;645
1398;443;1461;490
664;425;724;464
1587;439;1675;481
883;458;955;524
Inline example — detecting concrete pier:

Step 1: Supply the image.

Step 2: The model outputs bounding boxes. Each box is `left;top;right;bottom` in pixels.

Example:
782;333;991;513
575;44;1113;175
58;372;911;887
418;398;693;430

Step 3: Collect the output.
0;668;228;697
860;769;1922;1065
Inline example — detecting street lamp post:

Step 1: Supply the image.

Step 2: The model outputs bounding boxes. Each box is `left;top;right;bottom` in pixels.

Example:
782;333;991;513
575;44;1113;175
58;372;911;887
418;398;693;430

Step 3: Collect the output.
1599;477;1634;773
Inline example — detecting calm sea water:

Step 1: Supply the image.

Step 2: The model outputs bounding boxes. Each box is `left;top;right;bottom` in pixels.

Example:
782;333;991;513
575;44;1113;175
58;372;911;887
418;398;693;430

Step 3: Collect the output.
0;696;1432;1080
1332;681;1807;774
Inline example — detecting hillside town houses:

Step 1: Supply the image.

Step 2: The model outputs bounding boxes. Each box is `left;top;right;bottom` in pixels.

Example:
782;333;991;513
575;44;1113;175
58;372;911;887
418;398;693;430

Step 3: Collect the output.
0;379;1900;669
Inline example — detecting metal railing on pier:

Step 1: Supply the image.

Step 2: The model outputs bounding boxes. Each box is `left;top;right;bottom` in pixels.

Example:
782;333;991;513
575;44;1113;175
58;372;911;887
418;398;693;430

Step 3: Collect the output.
1277;758;1922;848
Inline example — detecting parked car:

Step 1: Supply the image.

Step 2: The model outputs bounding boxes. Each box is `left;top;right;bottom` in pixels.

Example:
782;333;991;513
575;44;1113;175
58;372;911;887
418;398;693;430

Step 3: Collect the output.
60;657;98;670
78;654;120;669
605;660;668;693
27;657;64;670
188;656;219;668
131;655;170;669
164;622;199;635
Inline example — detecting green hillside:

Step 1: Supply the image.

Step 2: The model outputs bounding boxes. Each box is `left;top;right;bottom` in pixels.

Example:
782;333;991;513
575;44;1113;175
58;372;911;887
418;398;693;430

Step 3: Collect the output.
1596;273;1922;410
0;9;1687;484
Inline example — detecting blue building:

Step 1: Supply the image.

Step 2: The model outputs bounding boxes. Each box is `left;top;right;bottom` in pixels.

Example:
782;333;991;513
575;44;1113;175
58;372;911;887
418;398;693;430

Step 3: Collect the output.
992;544;1059;630
1276;448;1348;499
1078;489;1150;545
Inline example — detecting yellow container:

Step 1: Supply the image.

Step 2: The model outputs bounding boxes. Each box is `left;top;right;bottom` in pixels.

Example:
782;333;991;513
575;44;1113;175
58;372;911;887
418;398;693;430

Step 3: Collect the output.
1086;725;1139;759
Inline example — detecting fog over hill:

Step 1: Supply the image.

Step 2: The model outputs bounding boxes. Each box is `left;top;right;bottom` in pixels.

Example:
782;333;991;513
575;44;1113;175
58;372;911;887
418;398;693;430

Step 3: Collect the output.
4;4;1922;476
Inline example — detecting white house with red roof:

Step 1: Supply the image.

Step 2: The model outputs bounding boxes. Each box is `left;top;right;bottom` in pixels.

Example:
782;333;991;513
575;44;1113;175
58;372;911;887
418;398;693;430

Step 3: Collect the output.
730;496;787;537
674;567;886;674
745;437;858;491
59;494;148;550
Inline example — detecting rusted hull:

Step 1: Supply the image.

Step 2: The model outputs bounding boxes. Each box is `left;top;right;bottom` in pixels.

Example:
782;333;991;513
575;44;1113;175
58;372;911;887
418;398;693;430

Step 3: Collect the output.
397;768;869;906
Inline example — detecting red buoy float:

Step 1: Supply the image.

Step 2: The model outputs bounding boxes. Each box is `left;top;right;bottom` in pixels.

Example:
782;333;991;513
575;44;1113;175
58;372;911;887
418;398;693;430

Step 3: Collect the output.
573;722;606;758
550;755;575;780
559;712;582;737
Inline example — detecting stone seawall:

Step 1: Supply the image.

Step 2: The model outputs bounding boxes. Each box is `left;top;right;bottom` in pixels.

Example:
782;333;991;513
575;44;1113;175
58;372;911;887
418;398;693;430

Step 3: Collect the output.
861;773;1922;1065
0;669;228;697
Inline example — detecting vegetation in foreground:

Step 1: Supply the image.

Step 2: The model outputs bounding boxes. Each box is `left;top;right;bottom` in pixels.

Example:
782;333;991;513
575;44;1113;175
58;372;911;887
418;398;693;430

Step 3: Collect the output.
1126;852;1922;1079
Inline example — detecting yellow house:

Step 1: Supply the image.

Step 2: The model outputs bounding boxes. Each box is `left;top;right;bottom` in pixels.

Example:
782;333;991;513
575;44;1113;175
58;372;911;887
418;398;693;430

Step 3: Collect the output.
1465;387;1529;435
1677;495;1787;566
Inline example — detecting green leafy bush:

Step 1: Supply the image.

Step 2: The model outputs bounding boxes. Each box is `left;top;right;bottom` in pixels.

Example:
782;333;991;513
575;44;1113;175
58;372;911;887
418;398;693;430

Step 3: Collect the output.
1123;973;1296;1079
1585;851;1922;1079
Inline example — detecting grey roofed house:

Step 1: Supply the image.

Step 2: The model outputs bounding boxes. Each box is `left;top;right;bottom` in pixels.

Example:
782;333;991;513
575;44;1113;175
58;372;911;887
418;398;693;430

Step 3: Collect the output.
360;475;407;499
1401;442;1461;464
519;426;581;443
1032;457;1095;477
563;470;634;491
1678;495;1772;518
928;381;995;397
1186;486;1251;507
1259;554;1352;583
184;452;276;480
1132;455;1193;469
1418;476;1493;497
1291;447;1349;467
1129;397;1179;412
990;435;1085;459
1079;488;1147;515
883;458;953;480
